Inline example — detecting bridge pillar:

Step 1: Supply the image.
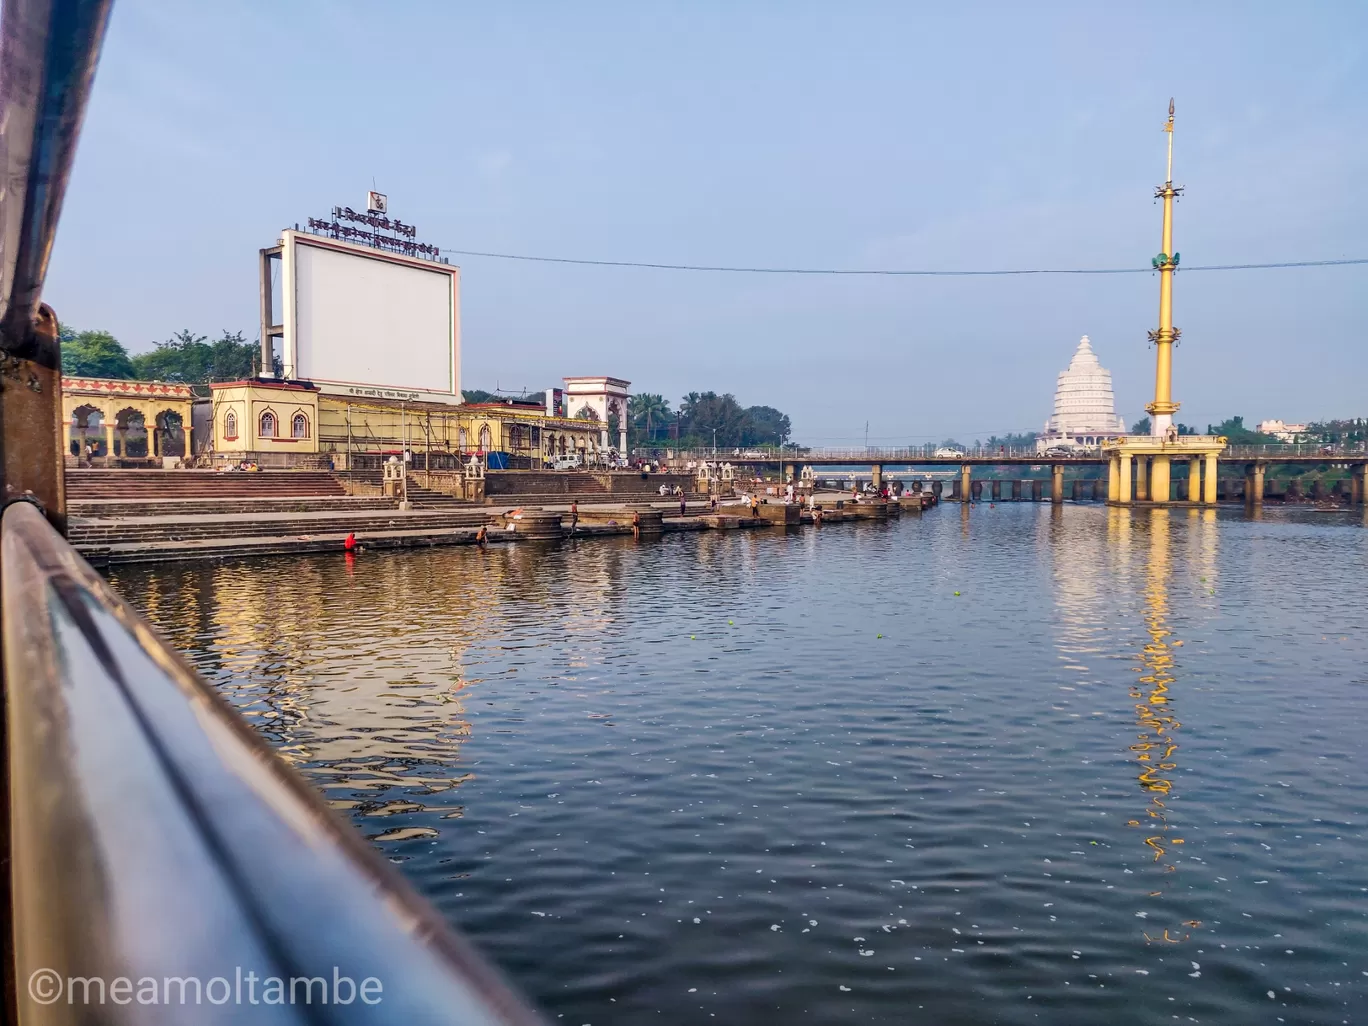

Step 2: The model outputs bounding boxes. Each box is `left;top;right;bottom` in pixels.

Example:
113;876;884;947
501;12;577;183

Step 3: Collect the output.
1092;478;1103;501
871;464;882;490
971;480;983;502
1150;456;1171;503
1116;454;1132;503
1352;464;1367;505
1031;479;1043;501
991;480;1001;501
1203;454;1218;505
1011;479;1022;501
1050;464;1064;503
959;464;971;504
1184;456;1199;502
1245;463;1265;506
931;480;942;499
1107;458;1119;502
1135;457;1149;501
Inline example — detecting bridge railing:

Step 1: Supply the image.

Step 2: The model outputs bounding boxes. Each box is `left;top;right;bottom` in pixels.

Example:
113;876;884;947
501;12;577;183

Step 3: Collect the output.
1222;443;1366;459
638;443;1368;464
634;445;1086;462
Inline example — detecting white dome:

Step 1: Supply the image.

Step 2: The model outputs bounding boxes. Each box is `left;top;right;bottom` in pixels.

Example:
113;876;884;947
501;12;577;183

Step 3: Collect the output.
1042;336;1127;437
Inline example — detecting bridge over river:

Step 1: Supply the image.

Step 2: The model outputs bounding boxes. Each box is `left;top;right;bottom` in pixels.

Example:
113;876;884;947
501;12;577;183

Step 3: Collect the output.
652;444;1368;505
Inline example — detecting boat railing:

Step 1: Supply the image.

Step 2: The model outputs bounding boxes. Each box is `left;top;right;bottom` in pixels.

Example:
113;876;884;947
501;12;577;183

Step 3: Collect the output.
0;1;544;1021
2;499;545;1024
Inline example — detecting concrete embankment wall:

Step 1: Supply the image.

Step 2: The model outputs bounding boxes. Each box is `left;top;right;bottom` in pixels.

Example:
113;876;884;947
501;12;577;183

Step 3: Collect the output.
484;471;694;496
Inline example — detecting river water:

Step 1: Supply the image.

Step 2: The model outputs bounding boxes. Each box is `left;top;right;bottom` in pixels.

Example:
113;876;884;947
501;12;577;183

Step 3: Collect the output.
111;505;1368;1025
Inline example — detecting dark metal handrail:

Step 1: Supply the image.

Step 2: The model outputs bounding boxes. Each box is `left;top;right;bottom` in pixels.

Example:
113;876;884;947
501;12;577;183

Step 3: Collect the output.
0;1;546;1020
3;499;545;1023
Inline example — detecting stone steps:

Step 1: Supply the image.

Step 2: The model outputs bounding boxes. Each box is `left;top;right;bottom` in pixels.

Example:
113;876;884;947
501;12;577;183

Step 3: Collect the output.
65;469;345;500
69;509;491;549
70;496;396;518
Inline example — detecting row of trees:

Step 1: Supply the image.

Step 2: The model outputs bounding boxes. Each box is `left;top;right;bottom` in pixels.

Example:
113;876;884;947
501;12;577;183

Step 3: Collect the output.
628;391;792;448
59;326;266;383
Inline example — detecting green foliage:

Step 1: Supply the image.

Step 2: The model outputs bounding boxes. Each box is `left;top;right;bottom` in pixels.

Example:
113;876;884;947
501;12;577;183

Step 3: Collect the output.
676;391;791;447
60;326;135;378
1306;418;1367;443
575;405;601;422
130;329;258;383
629;393;673;443
986;432;1038;449
1130;416;1151;434
461;388;499;404
1205;415;1277;444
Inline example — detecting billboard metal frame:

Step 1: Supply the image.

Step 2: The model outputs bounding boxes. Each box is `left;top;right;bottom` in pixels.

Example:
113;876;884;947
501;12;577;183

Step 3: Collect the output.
262;230;462;404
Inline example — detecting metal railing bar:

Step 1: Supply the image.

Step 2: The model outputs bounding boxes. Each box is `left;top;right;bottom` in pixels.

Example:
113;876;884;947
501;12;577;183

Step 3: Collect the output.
3;500;545;1024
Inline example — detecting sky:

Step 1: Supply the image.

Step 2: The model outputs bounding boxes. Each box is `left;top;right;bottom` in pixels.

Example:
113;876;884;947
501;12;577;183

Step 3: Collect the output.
43;1;1368;445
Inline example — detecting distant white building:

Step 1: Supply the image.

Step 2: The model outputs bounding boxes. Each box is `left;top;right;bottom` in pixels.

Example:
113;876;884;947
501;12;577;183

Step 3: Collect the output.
1036;336;1127;452
1255;419;1308;442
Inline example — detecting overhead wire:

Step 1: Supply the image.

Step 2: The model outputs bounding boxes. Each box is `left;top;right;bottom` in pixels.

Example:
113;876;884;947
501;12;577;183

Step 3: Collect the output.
431;248;1368;276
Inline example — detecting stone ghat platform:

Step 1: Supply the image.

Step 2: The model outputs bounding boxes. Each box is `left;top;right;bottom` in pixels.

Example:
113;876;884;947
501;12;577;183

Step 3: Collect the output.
66;469;347;500
73;492;937;566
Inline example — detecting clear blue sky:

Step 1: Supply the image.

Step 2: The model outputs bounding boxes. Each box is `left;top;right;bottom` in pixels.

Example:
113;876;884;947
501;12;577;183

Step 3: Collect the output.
44;1;1367;443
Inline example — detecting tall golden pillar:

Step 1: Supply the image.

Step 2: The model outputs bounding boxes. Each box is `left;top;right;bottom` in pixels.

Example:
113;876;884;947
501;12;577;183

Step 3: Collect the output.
1147;100;1182;440
1103;100;1225;505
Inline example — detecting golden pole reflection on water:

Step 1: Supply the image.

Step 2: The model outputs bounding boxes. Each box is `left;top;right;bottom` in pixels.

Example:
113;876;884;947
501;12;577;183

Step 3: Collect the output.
1119;508;1208;944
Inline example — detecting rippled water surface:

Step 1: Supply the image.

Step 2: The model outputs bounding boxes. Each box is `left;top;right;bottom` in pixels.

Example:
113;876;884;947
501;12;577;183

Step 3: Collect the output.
112;505;1368;1025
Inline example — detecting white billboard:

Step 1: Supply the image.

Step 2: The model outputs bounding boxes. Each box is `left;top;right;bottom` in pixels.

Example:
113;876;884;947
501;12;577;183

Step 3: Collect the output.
280;231;460;402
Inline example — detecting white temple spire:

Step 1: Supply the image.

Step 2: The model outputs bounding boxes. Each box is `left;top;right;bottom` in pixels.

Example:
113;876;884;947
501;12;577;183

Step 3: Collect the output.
1039;335;1127;449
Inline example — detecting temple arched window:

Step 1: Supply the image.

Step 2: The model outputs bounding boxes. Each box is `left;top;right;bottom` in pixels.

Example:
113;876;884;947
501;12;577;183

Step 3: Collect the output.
224;410;237;440
291;412;309;438
259;410;277;438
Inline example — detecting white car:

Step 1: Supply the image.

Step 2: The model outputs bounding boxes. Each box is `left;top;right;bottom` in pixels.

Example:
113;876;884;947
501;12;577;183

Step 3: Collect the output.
549;453;583;471
934;447;965;459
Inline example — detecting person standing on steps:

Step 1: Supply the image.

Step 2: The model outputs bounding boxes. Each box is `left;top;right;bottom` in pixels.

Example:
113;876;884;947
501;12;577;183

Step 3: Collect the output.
570;501;579;535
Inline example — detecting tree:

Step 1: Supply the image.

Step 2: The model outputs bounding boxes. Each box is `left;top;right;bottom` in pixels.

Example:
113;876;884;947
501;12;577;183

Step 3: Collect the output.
60;326;135;378
986;432;1038;449
130;329;257;383
461;388;499;404
1306;418;1367;444
743;405;791;446
575;405;600;422
629;393;672;443
1205;416;1277;445
1131;416;1151;435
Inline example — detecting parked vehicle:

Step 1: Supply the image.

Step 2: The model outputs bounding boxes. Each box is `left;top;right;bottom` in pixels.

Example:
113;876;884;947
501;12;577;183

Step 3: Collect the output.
550;453;584;471
934;447;965;458
1043;445;1081;457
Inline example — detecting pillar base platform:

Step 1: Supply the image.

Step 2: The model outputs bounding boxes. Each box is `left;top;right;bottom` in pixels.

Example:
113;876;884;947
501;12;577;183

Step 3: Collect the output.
1101;435;1226;505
